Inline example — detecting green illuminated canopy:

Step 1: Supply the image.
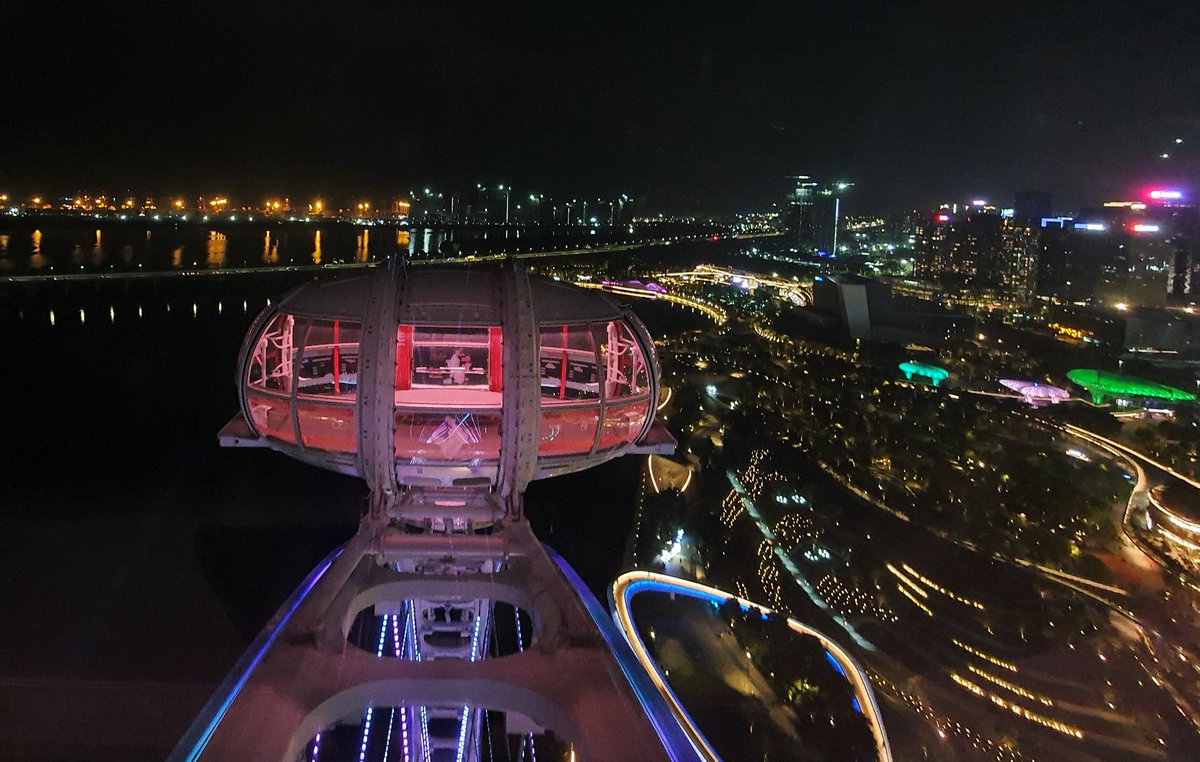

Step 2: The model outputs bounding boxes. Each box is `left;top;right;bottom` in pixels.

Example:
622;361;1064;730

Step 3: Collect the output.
899;361;949;386
1066;368;1195;403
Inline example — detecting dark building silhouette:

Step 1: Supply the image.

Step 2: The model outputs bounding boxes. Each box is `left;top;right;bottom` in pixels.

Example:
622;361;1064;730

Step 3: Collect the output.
1014;190;1053;225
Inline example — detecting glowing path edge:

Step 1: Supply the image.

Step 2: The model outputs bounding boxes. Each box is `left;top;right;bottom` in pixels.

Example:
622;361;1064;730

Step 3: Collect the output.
612;570;894;762
544;545;700;761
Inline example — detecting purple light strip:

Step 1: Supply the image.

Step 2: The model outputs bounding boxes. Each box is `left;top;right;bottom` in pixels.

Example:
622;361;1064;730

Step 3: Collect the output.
391;610;402;657
513;607;537;760
359;707;374;762
382;708;395;761
376;613;389;657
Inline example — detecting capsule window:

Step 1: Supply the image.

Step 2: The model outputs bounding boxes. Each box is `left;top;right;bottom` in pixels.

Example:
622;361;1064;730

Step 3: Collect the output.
539;324;600;401
601;319;650;400
247;312;295;393
297;319;361;398
411;327;493;389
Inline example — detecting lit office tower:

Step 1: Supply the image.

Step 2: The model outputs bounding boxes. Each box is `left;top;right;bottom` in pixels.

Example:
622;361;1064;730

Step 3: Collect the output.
997;217;1040;301
1036;203;1184;308
914;205;1039;304
785;175;817;246
1168;233;1192;299
1164;204;1200;302
784;176;852;253
913;210;953;280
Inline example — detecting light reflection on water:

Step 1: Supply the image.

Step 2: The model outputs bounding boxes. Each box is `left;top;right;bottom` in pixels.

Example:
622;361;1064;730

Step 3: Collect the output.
37;300;216;326
354;229;368;263
0;220;679;276
262;231;277;263
206;231;227;267
92;229;104;267
24;291;275;327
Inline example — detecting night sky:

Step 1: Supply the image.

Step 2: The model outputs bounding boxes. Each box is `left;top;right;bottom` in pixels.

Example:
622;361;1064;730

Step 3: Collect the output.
3;1;1199;213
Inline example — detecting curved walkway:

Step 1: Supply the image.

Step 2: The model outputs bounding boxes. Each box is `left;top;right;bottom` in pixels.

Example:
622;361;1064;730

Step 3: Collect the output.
611;570;893;762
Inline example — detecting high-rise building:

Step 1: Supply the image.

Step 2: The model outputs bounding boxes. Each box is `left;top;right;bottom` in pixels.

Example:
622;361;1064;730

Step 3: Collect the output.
784;175;817;246
913;206;1039;304
1037;195;1198;307
784;176;852;253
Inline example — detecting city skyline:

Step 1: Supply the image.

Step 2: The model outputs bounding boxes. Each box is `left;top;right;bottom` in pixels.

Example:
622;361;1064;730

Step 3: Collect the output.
0;177;1192;220
4;3;1200;213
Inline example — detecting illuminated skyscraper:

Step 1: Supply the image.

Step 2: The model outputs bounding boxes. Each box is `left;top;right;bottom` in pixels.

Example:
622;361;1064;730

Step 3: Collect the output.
914;206;1038;304
784;176;852;254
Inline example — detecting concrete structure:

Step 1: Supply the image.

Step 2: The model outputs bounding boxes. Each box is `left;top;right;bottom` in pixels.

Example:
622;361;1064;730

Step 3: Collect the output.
811;274;878;340
174;263;695;761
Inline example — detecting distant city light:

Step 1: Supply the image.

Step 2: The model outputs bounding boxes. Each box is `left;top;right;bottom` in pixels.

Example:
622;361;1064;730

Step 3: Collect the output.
1114;302;1130;311
971;199;987;206
936;213;951;222
1132;223;1161;233
1074;222;1106;231
1041;216;1072;228
1149;189;1183;200
1160;153;1170;159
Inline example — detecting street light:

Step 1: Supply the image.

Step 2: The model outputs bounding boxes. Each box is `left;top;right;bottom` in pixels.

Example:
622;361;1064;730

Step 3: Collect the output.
831;181;854;256
498;184;510;223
